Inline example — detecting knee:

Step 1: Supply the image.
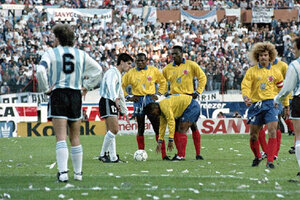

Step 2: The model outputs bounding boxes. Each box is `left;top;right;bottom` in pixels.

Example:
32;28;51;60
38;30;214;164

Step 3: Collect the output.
109;128;119;135
190;123;198;131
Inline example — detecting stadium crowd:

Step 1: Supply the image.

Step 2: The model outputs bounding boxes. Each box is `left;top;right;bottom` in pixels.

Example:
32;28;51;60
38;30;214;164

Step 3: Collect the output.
0;0;300;94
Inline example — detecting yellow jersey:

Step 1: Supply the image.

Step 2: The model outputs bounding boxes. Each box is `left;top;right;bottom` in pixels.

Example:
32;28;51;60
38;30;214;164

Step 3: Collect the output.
158;94;192;140
241;64;289;106
122;66;167;97
162;59;207;95
273;59;292;100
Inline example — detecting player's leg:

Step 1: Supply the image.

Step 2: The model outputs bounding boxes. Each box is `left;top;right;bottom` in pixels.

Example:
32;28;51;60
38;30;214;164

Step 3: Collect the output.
68;120;83;180
136;115;145;150
266;121;278;168
103;116;119;162
190;122;203;160
292;119;300;177
53;118;69;182
148;113;168;160
258;125;268;158
98;98;119;162
174;121;192;160
249;124;263;166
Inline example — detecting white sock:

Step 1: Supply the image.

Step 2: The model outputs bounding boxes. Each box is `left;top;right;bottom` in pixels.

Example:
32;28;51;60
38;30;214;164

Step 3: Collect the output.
100;131;115;157
109;137;118;161
56;141;68;173
71;145;83;174
295;140;300;171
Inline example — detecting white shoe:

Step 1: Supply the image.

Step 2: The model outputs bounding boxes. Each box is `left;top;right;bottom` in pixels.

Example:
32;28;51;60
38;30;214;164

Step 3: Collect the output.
74;172;82;181
57;171;68;182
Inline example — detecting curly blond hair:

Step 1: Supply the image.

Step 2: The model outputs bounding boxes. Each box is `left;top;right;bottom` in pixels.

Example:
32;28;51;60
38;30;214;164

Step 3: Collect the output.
248;42;277;65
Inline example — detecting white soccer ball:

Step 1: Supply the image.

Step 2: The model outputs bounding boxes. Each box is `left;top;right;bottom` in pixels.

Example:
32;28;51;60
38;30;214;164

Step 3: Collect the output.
133;150;148;161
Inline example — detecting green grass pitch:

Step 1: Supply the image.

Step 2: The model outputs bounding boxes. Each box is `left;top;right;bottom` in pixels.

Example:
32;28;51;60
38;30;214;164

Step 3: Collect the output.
0;134;300;199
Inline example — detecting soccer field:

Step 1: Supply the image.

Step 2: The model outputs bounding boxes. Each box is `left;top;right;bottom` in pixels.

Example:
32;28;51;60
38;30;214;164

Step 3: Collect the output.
0;134;299;200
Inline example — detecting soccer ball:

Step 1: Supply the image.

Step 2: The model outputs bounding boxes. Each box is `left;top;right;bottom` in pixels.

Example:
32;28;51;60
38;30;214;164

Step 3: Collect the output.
133;150;148;161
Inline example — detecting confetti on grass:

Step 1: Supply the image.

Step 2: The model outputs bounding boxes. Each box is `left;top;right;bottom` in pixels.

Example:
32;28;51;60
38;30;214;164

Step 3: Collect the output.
166;169;173;172
181;169;189;173
58;194;65;198
45;187;51;191
276;194;285;198
81;193;88;196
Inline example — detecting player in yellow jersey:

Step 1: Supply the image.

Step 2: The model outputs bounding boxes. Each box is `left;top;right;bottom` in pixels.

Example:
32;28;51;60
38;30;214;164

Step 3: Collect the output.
241;42;289;169
258;58;289;160
163;46;207;161
144;94;201;160
122;53;169;160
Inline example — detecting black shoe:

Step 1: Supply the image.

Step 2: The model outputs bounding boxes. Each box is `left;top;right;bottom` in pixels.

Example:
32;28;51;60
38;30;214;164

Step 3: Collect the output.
288;130;295;136
196;155;204;160
289;147;295;154
99;152;110;163
261;151;267;160
266;162;275;169
57;171;68;182
111;155;127;163
251;157;262;167
274;156;278;160
171;154;185;161
288;172;300;182
162;156;171;161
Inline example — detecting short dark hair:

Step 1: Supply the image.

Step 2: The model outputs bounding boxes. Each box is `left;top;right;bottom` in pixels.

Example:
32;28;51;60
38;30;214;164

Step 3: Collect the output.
172;45;183;53
52;24;75;46
117;53;133;65
144;102;159;115
136;53;147;59
293;37;300;50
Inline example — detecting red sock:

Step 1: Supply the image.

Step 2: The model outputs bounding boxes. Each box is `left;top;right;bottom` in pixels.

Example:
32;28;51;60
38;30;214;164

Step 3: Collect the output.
267;138;277;163
155;135;167;158
276;129;281;156
192;129;201;156
250;139;261;158
136;135;144;150
178;133;187;158
174;132;180;154
285;119;294;132
258;128;268;153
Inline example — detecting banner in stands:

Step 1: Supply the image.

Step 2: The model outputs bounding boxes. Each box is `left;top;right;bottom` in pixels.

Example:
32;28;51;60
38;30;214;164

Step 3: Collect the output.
225;9;241;19
180;9;217;23
0;104;38;137
252;8;274;23
0;92;48;105
131;6;157;25
46;8;112;25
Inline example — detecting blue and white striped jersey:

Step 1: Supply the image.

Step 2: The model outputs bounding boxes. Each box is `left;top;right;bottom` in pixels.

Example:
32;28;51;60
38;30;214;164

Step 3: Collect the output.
36;45;102;92
100;67;128;115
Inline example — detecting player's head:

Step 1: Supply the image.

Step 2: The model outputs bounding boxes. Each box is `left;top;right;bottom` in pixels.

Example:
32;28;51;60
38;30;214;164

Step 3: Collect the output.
144;102;160;116
171;45;183;65
117;53;133;73
249;42;277;66
136;53;147;69
293;37;300;58
52;24;75;47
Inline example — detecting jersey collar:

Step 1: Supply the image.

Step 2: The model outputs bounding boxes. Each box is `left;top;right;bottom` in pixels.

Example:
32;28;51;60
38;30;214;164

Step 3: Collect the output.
258;63;271;69
172;58;186;66
136;65;148;71
273;58;278;65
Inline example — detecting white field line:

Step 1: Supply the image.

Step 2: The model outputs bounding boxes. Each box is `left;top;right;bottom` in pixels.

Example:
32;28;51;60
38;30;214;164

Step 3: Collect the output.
0;186;300;195
0;173;296;181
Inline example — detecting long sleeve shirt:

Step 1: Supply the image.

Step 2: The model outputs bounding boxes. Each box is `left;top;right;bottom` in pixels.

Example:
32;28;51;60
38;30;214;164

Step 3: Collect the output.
275;58;300;104
122;66;167;96
162;59;207;95
158;94;192;140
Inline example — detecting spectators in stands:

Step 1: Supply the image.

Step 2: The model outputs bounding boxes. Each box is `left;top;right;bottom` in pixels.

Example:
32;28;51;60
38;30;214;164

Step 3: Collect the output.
1;0;300;94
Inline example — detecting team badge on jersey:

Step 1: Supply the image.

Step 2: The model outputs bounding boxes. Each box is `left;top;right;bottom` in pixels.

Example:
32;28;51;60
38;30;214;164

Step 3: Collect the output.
176;77;182;83
183;69;188;75
260;83;266;90
147;76;152;82
267;76;274;82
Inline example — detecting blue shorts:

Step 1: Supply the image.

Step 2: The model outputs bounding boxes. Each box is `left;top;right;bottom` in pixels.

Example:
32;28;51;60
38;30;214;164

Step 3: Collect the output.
180;99;200;123
133;95;155;116
247;99;279;125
